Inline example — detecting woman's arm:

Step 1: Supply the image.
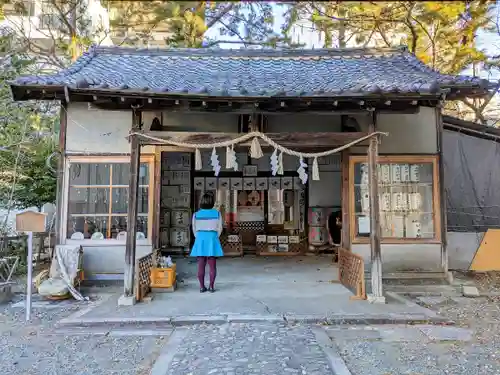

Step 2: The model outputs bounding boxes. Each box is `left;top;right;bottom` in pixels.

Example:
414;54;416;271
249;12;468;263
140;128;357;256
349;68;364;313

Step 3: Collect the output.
217;211;223;236
191;213;197;238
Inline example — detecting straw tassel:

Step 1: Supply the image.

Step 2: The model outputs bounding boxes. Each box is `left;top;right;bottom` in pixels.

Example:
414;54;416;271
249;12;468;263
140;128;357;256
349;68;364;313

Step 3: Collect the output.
249;137;263;159
195;148;202;170
312;157;320;180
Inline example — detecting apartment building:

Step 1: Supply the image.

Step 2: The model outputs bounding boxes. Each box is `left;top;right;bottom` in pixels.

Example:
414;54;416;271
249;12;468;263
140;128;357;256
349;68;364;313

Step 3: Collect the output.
2;0;112;70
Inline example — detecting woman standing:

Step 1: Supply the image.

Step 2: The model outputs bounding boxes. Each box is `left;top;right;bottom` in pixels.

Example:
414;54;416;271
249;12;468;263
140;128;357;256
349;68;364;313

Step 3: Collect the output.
190;192;224;293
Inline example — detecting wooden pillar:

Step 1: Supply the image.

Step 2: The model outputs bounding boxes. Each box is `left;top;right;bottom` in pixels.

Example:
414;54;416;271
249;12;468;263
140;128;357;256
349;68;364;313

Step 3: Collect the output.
436;107;448;273
153;147;162;250
340;150;350;249
368;112;384;302
55;102;67;244
121;109;141;304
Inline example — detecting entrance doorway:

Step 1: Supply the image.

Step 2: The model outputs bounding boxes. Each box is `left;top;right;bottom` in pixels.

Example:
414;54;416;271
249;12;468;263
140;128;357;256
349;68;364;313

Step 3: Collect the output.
192;173;305;254
158;150;344;257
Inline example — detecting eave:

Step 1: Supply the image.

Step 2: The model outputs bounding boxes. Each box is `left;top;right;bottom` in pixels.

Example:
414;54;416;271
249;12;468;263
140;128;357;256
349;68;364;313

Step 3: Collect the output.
8;84;449;112
10;81;490;106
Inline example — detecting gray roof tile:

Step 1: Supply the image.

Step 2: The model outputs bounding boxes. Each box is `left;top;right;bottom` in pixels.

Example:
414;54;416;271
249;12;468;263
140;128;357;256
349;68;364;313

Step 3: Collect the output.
10;45;491;98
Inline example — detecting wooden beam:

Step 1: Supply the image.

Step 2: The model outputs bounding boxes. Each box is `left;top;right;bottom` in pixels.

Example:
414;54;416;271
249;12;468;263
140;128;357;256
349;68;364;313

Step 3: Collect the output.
341;151;351;250
436;107;448;272
83;96;426;114
137;131;371;148
368;112;384;302
55;102;67;244
153;147;162;250
123;109;142;300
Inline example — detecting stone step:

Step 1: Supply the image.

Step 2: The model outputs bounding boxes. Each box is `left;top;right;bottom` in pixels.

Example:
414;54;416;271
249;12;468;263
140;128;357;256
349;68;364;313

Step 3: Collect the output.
49;325;174;337
55;311;452;329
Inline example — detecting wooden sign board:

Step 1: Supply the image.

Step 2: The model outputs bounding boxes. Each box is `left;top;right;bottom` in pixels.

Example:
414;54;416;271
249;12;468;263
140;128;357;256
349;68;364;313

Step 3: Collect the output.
16;211;47;233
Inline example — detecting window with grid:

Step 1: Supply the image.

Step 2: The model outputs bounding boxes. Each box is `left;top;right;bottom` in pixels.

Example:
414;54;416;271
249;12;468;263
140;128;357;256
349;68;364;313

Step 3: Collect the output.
4;1;35;16
350;156;439;241
39;0;64;29
66;160;151;240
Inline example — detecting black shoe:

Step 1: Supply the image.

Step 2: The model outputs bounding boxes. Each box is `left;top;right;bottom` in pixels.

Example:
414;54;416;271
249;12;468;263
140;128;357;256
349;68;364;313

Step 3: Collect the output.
209;287;215;293
200;287;207;293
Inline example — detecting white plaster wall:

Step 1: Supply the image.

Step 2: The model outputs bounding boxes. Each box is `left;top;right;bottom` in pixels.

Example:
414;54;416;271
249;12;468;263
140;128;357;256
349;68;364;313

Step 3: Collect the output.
447;232;484;270
82;244;152;280
66;103;155;154
376;107;437;154
352;243;442;272
351;107;438;154
66;107;436;156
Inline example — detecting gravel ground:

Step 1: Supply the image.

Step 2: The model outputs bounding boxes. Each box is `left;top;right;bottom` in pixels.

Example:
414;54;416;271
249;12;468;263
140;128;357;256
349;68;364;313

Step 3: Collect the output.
0;294;168;375
336;338;498;375
333;273;500;375
166;323;333;375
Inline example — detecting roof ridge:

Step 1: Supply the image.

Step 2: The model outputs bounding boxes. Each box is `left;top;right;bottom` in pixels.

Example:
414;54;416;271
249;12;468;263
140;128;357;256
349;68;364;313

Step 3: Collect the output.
89;44;409;58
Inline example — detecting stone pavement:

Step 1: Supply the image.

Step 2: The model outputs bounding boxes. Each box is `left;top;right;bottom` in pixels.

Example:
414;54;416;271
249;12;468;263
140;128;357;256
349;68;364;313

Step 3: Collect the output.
1;296;169;375
326;324;498;375
1;293;489;375
147;323;479;375
66;257;442;327
4;266;499;375
157;323;335;375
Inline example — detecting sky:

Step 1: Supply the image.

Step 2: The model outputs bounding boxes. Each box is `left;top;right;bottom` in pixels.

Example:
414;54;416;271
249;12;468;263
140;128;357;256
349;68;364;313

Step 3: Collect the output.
205;2;500;81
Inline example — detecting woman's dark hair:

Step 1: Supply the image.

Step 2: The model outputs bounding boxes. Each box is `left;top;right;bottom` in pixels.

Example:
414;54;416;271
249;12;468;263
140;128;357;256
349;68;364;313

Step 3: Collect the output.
200;192;215;209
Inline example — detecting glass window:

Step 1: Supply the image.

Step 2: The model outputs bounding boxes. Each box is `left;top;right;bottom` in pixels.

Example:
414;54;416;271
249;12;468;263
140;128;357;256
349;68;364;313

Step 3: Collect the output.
352;158;436;240
4;1;35;16
66;161;151;240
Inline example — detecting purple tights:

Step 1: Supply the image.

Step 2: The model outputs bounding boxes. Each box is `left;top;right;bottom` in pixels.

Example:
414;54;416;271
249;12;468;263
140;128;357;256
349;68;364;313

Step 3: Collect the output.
197;256;217;289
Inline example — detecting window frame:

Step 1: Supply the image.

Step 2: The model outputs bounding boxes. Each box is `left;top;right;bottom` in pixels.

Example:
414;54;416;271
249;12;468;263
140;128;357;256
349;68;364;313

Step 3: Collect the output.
63;155;155;245
349;155;441;244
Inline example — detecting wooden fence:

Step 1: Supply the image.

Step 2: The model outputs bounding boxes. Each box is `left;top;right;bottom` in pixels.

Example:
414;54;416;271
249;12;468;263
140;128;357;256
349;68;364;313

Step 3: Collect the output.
134;249;159;302
338;248;366;300
0;233;55;263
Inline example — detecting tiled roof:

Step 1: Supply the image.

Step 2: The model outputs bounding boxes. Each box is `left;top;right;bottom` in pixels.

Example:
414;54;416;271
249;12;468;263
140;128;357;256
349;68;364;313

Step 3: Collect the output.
10;45;491;99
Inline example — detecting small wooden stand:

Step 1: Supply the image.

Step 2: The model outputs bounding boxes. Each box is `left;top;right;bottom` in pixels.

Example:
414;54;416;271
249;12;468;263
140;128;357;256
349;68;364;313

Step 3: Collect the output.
16;211;47;322
256;235;306;256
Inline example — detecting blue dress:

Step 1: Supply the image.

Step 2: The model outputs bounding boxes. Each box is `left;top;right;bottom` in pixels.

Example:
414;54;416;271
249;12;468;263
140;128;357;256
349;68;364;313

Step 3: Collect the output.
190;209;224;257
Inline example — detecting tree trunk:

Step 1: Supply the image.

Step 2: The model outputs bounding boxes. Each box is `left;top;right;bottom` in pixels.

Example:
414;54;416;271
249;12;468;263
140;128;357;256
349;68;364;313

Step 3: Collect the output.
338;7;346;48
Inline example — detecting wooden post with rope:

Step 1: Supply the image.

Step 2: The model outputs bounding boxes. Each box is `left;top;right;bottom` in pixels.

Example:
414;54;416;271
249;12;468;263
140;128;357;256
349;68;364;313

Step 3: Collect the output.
119;108;141;306
367;112;385;303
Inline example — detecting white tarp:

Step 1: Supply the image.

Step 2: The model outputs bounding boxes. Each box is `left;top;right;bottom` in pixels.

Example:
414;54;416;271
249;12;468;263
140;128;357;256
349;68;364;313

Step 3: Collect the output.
38;245;86;301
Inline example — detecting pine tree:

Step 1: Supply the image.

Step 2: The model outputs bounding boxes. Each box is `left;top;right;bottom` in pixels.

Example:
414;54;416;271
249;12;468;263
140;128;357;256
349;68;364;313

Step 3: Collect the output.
0;29;57;215
284;1;498;124
104;1;290;48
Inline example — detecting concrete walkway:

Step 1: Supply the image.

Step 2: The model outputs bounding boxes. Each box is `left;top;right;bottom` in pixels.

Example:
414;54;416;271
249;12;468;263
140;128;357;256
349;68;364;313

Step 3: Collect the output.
59;256;443;327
